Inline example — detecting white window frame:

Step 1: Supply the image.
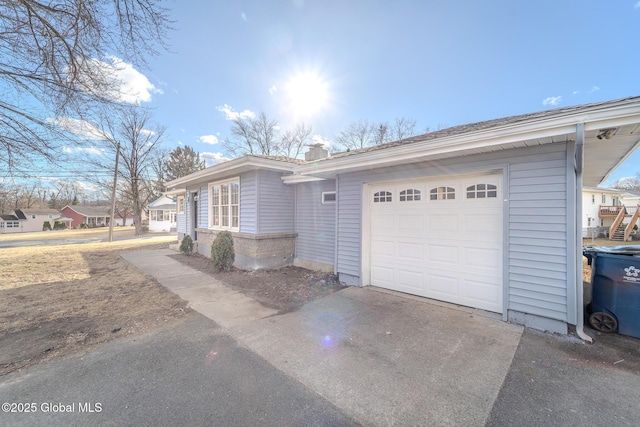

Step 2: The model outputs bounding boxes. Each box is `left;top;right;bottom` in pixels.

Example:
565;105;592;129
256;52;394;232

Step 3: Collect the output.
208;177;240;231
602;194;606;204
322;191;336;204
31;214;37;219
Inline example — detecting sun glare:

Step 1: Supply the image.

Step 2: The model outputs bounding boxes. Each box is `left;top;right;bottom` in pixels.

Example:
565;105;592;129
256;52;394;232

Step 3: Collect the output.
285;72;328;116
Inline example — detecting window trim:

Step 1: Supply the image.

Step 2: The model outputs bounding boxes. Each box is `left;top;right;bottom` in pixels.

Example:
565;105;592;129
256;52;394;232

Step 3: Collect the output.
399;188;421;202
208;177;240;231
321;191;336;204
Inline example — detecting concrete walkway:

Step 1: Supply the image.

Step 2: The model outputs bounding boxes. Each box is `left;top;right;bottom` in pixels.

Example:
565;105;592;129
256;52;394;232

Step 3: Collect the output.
124;249;524;426
122;249;277;328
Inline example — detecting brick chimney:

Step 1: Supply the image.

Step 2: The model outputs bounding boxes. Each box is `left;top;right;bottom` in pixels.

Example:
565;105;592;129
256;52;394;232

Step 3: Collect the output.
304;143;329;161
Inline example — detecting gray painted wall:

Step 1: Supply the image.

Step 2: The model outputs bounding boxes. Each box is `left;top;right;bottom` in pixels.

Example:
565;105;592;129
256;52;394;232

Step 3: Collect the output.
295;180;336;266
336;143;569;323
256;170;295;234
240;171;257;233
179;170;294;235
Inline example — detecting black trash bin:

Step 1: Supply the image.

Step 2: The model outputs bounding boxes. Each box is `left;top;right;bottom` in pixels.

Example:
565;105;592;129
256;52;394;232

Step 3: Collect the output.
583;246;640;338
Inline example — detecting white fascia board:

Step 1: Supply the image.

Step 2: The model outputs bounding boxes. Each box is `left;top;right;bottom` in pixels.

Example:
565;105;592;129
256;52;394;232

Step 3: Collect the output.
281;175;328;184
293;101;640;176
163;189;186;196
165;156;297;188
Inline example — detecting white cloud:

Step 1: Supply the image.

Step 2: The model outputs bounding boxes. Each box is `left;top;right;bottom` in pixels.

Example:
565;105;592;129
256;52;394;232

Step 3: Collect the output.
140;129;156;136
200;152;230;167
311;134;331;147
635;1;640;8
588;85;600;93
48;117;108;140
78;56;161;104
241;12;247;21
542;96;562;106
572;90;580;95
268;85;277;95
61;145;105;155
177;140;184;146
216;104;256;121
199;134;219;145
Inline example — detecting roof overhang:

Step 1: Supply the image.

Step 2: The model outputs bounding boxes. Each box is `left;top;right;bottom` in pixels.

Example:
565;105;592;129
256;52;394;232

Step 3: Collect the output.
288;98;640;187
164;155;297;190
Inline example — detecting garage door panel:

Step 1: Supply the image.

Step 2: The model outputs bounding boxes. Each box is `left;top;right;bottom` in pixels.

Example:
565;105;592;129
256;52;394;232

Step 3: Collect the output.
371;266;395;286
369;173;503;313
428;244;459;264
372;213;394;230
429;275;460;298
429;215;459;233
463;247;501;269
397;214;423;231
398;242;423;260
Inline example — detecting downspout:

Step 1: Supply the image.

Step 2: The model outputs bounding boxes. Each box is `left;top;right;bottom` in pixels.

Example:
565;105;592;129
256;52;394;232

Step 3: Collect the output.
575;123;593;343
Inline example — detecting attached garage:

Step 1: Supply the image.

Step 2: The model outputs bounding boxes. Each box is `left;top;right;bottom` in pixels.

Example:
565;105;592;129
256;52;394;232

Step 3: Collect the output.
366;173;504;313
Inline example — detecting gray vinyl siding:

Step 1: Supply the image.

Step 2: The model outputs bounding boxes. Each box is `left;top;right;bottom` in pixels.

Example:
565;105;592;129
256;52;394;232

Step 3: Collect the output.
256;170;294;234
198;185;208;228
295;180;336;266
177;210;186;233
240;171;258;233
337;143;569;322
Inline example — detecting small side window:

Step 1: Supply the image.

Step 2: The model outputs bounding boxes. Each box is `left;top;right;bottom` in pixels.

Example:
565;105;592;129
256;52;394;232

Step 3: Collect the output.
373;191;392;203
400;189;421;202
322;191;336;204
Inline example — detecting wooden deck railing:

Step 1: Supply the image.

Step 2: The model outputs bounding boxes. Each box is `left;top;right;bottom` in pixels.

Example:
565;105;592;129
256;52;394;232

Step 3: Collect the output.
599;205;625;217
625;205;640;241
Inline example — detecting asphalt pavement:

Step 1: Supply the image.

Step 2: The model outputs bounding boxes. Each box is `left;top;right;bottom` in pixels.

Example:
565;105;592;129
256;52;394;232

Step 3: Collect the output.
0;315;357;427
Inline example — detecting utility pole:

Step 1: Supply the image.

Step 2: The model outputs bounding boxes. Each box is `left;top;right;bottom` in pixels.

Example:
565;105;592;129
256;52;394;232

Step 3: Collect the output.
108;142;120;243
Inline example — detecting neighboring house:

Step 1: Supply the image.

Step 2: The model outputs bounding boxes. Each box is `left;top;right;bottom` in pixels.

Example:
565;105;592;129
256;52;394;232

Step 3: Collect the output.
62;205;111;228
147;195;177;232
165;96;640;338
0;209;70;233
581;187;625;238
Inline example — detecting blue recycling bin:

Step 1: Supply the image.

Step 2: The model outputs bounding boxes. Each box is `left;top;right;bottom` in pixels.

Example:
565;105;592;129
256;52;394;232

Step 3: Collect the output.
583;246;640;339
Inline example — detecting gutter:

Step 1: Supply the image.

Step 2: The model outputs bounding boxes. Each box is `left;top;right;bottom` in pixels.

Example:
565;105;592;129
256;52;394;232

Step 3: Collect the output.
575;123;593;343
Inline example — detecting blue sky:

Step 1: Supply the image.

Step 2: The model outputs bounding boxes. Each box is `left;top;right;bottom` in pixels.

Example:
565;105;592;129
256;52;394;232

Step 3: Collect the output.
19;1;640;187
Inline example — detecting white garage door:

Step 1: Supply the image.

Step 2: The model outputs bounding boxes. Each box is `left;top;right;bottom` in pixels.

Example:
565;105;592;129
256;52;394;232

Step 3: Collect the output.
369;173;503;313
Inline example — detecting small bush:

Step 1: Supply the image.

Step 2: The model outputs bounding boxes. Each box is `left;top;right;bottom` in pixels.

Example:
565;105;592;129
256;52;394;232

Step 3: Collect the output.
179;235;194;256
53;221;67;230
42;221;52;231
211;231;235;272
80;223;89;229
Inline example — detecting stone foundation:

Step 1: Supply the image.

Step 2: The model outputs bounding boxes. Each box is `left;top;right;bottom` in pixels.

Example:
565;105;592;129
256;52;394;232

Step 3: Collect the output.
195;228;296;270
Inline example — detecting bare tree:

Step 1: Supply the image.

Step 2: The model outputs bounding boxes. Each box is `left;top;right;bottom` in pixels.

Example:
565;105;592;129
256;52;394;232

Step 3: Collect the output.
334;120;377;150
612;175;640;193
97;108;165;235
223;113;312;158
0;0;171;173
335;117;418;151
280;123;313;158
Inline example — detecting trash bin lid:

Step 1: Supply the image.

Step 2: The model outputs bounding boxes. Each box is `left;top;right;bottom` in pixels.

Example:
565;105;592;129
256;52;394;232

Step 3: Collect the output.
584;245;640;255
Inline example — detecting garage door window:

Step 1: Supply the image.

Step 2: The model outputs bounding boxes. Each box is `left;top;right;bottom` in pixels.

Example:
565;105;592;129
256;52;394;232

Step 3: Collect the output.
429;186;455;200
466;184;497;199
399;189;421;201
373;191;392;203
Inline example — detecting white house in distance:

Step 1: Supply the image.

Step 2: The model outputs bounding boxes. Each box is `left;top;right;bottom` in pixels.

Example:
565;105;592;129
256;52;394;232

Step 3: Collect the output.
147;195;176;232
0;208;71;234
582;187;640;240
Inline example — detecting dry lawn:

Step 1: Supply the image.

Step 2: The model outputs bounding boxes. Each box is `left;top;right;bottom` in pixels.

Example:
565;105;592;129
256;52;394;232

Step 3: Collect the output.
0;226;137;242
0;234;192;376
